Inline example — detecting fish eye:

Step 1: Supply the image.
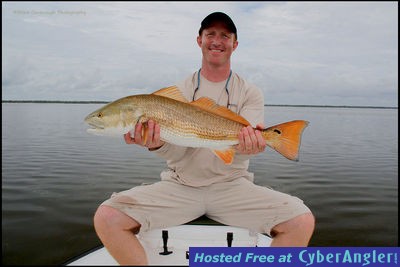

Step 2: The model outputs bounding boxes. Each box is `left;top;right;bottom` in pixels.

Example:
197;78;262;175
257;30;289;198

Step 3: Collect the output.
97;112;103;118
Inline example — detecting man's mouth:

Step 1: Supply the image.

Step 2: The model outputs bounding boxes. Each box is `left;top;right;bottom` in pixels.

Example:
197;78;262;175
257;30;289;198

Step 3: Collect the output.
209;47;224;53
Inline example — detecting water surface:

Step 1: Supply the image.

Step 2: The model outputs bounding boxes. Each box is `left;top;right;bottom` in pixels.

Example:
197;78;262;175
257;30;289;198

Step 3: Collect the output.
2;103;398;265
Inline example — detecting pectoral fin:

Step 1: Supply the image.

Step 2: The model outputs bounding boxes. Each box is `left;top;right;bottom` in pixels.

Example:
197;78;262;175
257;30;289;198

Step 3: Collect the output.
213;148;236;165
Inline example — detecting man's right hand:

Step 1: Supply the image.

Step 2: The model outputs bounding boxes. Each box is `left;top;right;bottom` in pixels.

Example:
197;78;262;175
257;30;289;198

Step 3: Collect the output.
123;120;165;150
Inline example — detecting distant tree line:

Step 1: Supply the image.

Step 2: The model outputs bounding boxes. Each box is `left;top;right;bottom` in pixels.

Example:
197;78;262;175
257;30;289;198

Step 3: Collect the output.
1;100;397;109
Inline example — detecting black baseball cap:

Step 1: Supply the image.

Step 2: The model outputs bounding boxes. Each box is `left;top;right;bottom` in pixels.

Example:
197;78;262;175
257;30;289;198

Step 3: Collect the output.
199;12;237;40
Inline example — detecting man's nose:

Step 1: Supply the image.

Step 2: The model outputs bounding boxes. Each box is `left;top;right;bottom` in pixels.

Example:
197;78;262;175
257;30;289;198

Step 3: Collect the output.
211;35;223;45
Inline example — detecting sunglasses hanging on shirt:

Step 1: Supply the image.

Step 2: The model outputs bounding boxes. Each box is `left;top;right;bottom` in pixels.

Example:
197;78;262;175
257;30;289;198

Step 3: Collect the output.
192;68;235;109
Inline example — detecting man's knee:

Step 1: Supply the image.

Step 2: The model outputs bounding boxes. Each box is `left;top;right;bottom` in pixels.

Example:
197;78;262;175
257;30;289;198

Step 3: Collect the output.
272;212;315;236
297;212;315;233
94;205;112;225
291;212;315;234
94;205;140;233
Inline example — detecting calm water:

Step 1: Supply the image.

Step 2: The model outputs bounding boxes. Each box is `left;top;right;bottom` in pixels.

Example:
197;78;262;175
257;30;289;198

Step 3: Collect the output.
2;103;398;265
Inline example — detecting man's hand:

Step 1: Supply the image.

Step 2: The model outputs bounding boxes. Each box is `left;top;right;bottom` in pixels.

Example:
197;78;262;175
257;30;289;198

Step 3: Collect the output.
123;120;165;150
236;123;266;155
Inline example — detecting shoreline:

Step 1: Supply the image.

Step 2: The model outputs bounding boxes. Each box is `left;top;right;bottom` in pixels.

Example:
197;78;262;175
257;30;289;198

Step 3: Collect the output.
2;100;397;109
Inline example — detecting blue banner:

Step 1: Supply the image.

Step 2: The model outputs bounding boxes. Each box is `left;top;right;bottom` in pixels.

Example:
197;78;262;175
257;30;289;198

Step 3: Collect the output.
189;247;399;267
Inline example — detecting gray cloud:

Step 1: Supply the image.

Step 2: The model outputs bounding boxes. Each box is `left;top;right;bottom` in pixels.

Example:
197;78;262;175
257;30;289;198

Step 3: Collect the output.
2;1;398;106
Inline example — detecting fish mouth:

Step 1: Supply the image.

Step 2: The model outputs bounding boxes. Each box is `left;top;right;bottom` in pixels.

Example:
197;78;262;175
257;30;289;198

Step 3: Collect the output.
86;121;104;130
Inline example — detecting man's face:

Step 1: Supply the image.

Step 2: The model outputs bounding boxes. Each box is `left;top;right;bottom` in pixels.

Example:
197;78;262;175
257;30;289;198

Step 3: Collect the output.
197;22;238;67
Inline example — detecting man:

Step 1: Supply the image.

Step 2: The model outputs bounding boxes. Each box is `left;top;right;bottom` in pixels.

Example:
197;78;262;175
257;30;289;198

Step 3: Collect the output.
94;12;314;265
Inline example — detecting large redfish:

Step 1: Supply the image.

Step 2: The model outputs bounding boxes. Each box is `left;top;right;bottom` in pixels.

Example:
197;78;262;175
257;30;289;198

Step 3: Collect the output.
84;86;309;164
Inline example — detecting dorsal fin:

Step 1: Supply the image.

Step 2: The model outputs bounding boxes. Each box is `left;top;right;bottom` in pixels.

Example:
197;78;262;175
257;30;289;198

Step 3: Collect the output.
152;86;189;103
191;97;250;126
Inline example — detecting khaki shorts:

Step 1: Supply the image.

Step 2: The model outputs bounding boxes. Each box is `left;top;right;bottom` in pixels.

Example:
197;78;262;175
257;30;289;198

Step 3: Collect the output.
101;177;311;235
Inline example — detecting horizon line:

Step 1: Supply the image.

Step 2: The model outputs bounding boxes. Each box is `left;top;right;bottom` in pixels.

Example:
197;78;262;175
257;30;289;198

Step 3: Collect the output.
2;100;397;109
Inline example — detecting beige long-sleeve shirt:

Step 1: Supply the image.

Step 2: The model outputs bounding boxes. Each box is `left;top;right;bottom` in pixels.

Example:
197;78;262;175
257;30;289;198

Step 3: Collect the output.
153;70;265;187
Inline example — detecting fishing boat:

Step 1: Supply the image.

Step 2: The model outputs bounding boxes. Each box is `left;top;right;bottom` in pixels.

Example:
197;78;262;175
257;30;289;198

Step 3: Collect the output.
66;216;272;265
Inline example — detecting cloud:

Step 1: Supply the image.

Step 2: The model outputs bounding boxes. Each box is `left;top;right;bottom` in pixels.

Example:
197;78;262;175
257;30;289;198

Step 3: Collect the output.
2;1;398;106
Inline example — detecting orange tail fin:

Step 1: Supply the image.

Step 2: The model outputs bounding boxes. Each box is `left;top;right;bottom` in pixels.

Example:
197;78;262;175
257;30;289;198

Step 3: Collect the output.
262;120;309;161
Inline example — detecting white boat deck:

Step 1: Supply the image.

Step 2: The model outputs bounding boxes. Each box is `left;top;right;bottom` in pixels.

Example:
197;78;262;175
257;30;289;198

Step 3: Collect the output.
67;223;272;265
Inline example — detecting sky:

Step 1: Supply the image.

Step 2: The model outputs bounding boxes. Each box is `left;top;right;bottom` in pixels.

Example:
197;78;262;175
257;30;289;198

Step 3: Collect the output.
2;1;398;107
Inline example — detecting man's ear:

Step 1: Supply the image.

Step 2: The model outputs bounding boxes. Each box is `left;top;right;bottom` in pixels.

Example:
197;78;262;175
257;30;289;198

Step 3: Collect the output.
197;35;202;47
233;40;238;51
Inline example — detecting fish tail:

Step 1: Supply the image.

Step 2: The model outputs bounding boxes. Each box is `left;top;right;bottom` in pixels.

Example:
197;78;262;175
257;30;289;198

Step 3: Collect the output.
262;120;309;161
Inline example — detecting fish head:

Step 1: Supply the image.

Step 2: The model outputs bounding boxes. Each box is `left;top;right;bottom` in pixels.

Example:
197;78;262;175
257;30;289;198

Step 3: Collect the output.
84;97;143;136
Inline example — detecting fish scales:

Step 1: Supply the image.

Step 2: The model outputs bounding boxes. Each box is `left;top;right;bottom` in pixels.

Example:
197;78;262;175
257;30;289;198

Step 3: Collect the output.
136;95;242;147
